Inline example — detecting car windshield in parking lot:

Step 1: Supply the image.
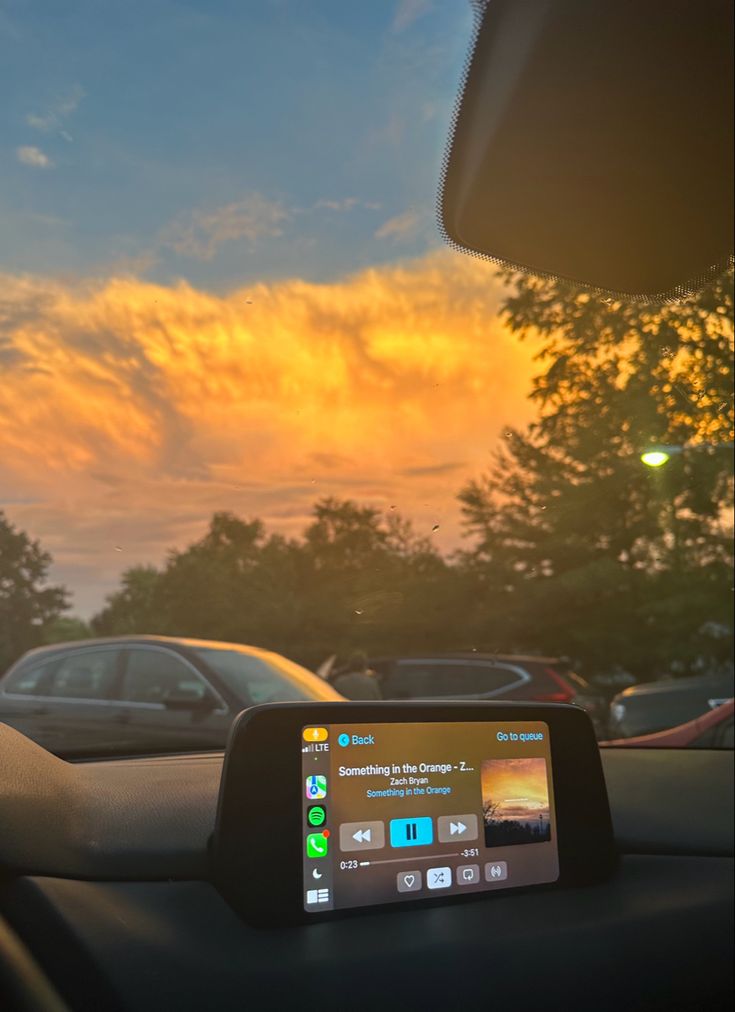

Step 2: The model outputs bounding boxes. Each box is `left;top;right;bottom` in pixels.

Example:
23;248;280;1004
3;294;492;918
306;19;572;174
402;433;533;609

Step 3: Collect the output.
0;0;732;757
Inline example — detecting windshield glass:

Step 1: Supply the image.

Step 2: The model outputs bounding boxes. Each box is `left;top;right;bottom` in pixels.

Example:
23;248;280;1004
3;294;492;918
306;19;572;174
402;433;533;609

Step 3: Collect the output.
1;0;732;758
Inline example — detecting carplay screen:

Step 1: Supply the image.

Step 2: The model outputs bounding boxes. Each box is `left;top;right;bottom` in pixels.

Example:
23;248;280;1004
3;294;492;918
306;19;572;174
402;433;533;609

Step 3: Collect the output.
301;721;559;912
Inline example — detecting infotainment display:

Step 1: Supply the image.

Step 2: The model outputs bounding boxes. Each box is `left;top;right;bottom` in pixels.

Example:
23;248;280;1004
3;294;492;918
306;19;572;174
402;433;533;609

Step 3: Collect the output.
301;720;558;912
214;701;616;925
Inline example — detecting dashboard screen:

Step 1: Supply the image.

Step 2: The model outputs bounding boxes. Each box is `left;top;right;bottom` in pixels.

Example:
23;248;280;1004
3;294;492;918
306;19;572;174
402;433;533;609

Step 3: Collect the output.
301;720;559;912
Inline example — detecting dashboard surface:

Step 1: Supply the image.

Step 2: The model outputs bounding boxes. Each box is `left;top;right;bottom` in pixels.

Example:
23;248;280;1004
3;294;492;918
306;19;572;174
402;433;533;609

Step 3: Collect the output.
0;722;733;1011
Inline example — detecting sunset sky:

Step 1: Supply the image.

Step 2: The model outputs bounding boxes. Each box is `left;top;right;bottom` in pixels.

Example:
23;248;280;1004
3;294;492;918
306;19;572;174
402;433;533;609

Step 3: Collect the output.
1;1;538;615
481;758;552;824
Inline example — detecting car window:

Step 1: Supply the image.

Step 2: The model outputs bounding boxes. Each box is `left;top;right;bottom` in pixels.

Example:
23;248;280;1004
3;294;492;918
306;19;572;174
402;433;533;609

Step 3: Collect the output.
46;650;120;701
121;649;209;704
386;661;520;698
191;647;332;705
2;659;57;697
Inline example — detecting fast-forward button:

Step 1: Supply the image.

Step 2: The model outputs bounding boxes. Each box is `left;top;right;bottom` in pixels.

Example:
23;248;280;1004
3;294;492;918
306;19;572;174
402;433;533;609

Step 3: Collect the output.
437;813;479;843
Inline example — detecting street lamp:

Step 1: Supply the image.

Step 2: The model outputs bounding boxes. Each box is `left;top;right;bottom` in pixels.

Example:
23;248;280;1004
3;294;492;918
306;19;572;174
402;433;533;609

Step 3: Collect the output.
640;442;733;468
641;449;672;468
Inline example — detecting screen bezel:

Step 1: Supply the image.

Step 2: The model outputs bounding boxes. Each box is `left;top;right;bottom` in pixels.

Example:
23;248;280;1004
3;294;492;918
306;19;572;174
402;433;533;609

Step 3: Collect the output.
212;701;617;926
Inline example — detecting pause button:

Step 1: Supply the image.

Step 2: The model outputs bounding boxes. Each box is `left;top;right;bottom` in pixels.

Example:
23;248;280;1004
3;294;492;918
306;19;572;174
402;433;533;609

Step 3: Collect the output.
389;817;433;848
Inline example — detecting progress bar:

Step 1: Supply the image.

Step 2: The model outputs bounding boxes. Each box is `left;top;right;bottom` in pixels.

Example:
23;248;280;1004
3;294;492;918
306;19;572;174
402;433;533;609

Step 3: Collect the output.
358;852;461;867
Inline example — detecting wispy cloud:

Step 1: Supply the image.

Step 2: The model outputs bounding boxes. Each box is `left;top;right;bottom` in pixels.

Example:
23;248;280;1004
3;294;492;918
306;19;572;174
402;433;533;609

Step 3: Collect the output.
26;85;84;141
158;194;289;261
27;212;70;228
16;145;53;169
375;209;421;241
392;0;432;34
315;197;361;212
314;197;382;213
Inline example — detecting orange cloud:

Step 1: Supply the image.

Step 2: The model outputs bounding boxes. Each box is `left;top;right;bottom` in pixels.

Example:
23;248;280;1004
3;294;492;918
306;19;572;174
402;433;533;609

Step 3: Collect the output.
0;250;537;613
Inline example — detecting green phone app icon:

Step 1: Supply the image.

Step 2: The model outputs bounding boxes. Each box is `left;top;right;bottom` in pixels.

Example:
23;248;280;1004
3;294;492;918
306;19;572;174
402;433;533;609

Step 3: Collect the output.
306;833;329;858
307;805;326;827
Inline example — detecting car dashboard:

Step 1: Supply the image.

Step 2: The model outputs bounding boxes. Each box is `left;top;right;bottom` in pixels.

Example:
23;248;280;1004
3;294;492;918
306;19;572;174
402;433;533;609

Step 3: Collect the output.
0;723;733;1012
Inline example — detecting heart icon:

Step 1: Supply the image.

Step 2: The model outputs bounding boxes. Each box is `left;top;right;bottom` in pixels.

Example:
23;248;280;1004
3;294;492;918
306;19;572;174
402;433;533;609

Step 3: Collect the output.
404;875;415;887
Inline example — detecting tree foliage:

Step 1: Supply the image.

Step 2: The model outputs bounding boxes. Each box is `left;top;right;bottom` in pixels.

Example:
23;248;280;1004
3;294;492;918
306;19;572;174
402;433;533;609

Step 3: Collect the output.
91;500;460;666
458;269;734;677
0;510;69;672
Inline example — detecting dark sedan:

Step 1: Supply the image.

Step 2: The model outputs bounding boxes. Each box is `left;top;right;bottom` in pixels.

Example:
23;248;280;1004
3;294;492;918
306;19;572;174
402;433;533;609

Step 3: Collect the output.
0;636;342;757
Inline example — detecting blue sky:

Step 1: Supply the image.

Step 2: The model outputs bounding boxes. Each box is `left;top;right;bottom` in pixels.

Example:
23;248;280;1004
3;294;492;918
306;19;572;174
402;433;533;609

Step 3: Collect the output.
1;1;541;618
1;0;474;289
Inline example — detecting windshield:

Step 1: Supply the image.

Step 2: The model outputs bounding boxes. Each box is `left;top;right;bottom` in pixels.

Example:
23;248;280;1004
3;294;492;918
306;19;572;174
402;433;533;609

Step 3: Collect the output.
1;1;732;758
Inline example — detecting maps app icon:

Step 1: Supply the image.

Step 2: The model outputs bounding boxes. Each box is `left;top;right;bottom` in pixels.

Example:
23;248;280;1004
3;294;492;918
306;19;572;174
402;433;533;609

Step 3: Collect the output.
306;775;327;800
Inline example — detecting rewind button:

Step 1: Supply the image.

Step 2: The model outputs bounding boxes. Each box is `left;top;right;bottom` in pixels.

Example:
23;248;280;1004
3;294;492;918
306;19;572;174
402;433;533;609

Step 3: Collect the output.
339;820;386;852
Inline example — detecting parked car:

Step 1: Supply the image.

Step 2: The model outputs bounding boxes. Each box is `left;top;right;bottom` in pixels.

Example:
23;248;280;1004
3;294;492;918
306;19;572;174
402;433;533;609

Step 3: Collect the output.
603;698;734;749
0;636;342;757
330;653;607;735
608;671;735;739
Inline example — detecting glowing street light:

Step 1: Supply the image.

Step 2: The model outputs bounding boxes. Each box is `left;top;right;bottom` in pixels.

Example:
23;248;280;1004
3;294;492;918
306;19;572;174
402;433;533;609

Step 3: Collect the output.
640;441;733;468
641;449;672;468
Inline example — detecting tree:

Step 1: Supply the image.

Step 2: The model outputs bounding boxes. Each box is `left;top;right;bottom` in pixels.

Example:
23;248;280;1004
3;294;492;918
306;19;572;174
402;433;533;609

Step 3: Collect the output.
458;269;734;678
299;498;456;661
43;616;92;644
89;500;460;666
92;566;162;636
0;511;69;671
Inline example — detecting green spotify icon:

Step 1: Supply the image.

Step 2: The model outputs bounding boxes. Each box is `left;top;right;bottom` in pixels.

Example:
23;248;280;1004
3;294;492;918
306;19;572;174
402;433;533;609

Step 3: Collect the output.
307;804;327;827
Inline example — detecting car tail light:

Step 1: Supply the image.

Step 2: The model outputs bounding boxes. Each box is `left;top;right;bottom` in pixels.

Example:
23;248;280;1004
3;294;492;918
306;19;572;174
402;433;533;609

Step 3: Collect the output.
533;667;576;704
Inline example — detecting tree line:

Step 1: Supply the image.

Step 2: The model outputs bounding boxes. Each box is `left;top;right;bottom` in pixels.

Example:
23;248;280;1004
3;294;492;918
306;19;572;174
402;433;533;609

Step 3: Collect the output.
2;269;732;680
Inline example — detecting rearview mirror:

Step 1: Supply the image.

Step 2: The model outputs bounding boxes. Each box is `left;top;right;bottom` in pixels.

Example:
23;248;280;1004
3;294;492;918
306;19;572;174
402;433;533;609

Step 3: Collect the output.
439;0;733;299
